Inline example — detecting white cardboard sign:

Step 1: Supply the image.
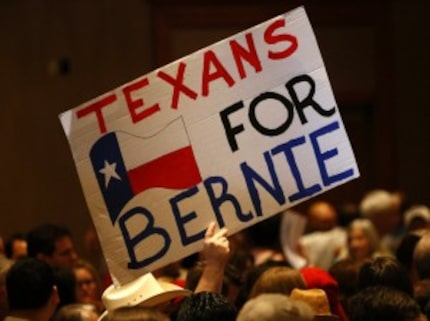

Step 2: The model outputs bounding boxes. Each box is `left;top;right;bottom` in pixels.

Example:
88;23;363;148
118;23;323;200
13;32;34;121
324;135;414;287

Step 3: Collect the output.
60;6;359;285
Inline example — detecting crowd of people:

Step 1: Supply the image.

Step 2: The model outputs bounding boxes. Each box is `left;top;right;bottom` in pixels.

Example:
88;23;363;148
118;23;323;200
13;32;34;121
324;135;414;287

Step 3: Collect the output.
1;188;430;321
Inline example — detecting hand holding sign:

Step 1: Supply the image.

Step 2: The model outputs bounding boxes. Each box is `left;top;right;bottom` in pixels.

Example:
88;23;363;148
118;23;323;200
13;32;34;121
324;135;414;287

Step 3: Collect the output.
201;222;230;265
195;221;230;293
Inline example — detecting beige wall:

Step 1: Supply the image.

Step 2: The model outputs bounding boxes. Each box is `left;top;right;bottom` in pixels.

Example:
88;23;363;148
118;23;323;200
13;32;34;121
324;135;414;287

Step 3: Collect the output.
393;0;430;203
0;0;429;256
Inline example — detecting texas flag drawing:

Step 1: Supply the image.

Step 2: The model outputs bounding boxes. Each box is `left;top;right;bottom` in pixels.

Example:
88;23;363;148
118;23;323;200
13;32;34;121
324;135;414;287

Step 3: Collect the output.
90;117;202;225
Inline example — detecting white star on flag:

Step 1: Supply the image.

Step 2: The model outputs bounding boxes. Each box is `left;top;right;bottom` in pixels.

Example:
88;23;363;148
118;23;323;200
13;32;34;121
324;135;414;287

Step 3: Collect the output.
99;160;122;188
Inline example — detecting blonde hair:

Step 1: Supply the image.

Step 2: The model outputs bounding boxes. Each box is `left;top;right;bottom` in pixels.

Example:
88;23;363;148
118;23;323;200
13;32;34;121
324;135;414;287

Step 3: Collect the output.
53;303;100;321
109;306;169;321
249;266;306;298
74;259;100;284
74;258;102;308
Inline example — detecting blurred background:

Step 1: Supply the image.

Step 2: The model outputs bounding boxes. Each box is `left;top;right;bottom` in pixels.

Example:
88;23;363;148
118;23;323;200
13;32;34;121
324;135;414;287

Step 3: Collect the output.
1;0;429;254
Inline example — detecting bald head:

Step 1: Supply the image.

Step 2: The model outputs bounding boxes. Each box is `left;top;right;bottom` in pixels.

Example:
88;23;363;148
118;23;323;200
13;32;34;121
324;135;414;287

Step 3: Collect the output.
307;201;338;232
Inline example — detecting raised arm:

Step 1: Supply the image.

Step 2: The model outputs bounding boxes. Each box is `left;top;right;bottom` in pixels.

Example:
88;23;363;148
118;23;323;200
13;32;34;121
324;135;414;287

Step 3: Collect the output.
194;222;230;293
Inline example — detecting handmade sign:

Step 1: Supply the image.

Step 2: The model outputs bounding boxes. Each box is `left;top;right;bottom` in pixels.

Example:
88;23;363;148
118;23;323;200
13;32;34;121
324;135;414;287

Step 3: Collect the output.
60;6;359;285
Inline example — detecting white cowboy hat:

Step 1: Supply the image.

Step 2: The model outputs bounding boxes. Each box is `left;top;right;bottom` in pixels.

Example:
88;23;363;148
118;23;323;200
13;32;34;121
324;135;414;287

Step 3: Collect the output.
99;272;191;319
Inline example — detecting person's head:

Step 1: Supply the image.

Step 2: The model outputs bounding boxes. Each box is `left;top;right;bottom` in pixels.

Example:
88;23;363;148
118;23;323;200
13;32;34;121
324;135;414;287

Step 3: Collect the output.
74;259;100;306
217;251;253;305
396;230;426;277
395;230;427;283
348;286;422;321
347;219;380;260
6;257;59;315
249;266;306;298
109;306;169;321
4;233;27;260
185;259;244;304
307;201;338;232
404;205;430;232
413;232;430;280
176;292;236;321
54;266;78;309
237;293;314;321
360;189;400;236
357;256;413;296
27;224;78;268
414;279;430;315
235;260;290;311
328;258;367;309
53;303;100;321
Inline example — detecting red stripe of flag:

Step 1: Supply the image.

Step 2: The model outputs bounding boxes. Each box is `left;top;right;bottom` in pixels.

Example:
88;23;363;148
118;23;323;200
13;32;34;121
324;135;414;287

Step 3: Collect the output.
128;146;202;194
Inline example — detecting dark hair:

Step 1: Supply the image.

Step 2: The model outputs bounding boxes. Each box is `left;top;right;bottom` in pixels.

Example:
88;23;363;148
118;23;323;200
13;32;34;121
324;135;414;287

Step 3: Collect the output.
185;250;250;296
424;300;430;321
396;231;424;271
186;262;238;298
413;232;430;280
53;266;77;308
348;286;421;321
357;256;414;296
6;257;55;310
27;224;72;257
176;292;236;321
329;258;366;310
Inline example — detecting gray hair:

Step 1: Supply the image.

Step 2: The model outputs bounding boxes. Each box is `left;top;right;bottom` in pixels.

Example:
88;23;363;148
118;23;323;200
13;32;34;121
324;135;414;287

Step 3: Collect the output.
237;293;315;321
348;218;380;254
360;189;394;219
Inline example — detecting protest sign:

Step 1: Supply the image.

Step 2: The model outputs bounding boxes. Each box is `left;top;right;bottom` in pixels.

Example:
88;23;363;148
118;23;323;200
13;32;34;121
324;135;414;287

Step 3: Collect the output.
60;6;359;285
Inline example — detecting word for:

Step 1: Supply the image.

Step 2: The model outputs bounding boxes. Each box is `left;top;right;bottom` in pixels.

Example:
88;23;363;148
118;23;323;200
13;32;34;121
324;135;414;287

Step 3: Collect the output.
221;74;335;152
